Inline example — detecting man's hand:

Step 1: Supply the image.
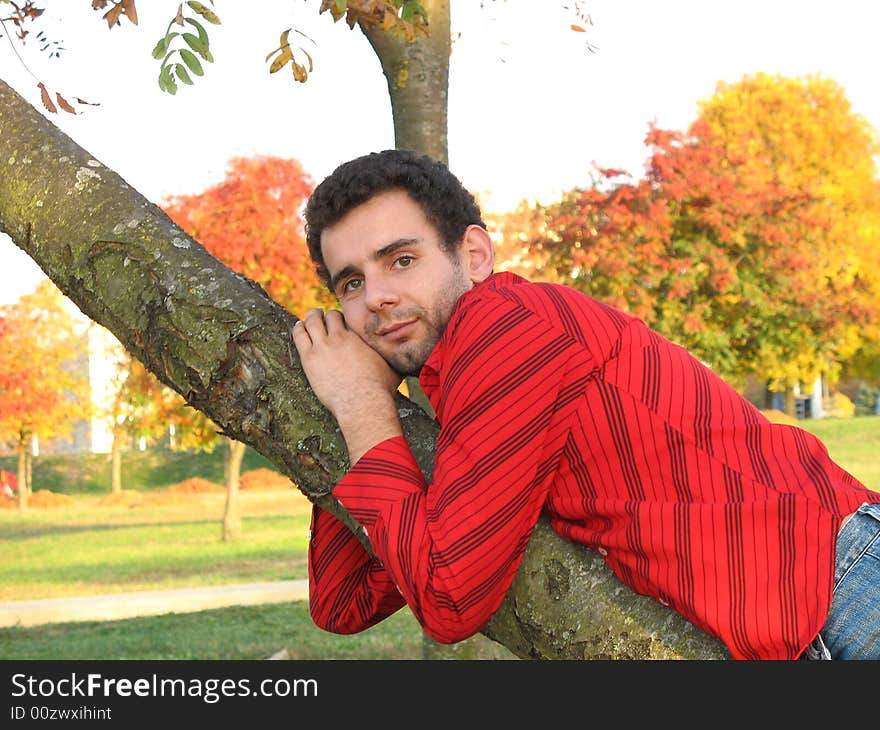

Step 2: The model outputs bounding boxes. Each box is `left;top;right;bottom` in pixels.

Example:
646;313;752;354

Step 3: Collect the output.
292;309;404;463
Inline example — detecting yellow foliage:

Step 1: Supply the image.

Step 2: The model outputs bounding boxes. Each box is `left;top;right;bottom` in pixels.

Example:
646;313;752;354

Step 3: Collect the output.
699;73;880;385
823;392;856;419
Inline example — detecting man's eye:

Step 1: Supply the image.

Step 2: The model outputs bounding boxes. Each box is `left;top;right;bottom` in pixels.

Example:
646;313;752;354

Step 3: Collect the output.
395;255;414;268
342;278;363;294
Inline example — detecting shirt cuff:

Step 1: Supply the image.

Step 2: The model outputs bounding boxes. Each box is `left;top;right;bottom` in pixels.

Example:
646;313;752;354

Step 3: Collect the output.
332;435;428;532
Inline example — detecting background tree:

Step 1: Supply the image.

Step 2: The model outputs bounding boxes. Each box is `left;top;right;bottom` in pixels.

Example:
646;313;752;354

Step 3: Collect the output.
529;118;878;407
161;154;327;541
697;72;880;398
0;280;91;509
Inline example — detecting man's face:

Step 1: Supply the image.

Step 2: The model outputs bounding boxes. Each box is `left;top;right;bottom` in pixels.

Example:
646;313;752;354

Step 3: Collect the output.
320;189;475;376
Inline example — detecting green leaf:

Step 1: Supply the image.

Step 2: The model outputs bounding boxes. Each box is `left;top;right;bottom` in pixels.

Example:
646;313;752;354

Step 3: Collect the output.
151;33;177;60
175;63;194;85
179;48;205;76
184;17;209;44
182;32;208;54
335;0;346;12
410;2;428;20
187;1;221;25
158;65;178;95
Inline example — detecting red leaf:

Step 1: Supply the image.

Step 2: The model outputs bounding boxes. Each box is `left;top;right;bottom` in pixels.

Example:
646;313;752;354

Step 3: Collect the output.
56;94;76;114
38;83;57;113
103;4;123;28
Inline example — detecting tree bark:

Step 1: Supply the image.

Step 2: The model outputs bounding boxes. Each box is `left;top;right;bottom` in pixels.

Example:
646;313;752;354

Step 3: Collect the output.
222;437;245;542
16;442;27;511
0;77;729;659
784;387;797;418
360;0;451;165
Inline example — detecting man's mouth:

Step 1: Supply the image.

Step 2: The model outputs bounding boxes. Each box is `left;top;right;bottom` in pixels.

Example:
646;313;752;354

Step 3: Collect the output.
375;319;418;341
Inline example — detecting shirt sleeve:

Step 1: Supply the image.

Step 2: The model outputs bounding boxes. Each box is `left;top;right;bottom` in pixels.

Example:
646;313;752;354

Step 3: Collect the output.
307;500;407;634
309;292;580;643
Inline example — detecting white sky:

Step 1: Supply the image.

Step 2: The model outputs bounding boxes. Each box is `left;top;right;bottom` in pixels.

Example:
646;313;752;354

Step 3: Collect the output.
2;0;880;306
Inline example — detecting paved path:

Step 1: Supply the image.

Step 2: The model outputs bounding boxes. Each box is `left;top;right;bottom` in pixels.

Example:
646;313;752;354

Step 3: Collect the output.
0;579;309;628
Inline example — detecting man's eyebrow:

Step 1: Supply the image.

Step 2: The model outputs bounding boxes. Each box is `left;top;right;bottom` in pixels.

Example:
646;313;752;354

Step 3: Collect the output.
329;237;421;292
374;237;420;259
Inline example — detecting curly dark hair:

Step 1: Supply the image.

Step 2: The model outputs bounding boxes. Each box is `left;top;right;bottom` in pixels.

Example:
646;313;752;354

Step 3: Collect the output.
304;149;486;285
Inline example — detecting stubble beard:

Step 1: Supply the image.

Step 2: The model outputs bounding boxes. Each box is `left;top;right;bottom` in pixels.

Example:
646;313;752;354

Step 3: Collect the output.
367;265;472;377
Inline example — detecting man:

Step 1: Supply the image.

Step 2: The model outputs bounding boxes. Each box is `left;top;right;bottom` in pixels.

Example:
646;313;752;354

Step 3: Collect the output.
292;149;880;660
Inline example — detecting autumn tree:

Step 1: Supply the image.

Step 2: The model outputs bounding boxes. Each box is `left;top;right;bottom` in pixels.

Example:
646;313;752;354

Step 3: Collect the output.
161;154;326;541
529;120;878;405
697;73;880;398
0;280;91;509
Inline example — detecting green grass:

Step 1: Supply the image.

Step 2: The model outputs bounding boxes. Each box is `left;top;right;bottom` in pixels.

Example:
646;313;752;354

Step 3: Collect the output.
0;601;425;660
0;446;430;659
0;416;878;660
0;445;279;495
0;494;311;600
795;415;880;491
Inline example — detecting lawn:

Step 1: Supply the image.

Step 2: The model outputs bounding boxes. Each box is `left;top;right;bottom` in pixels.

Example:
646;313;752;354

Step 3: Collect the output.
0;448;432;659
0;416;877;660
796;415;880;491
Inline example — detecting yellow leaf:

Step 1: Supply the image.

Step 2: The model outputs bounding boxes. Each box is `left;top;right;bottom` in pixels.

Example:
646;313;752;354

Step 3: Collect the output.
269;51;291;74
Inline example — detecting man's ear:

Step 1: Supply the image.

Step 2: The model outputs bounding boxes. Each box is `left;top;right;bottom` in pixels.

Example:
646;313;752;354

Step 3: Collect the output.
459;225;495;284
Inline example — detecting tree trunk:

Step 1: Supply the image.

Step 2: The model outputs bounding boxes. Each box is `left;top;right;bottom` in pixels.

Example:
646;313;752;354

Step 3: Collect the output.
784;387;797;418
763;381;774;410
110;426;123;493
16;443;27;511
25;447;32;495
360;0;451;165
222;437;245;542
0;77;729;659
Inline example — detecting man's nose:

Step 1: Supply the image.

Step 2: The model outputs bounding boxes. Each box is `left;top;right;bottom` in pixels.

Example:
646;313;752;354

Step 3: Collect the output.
363;277;399;311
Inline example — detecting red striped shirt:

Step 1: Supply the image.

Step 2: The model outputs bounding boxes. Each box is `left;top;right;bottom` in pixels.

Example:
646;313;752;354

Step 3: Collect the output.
308;272;879;659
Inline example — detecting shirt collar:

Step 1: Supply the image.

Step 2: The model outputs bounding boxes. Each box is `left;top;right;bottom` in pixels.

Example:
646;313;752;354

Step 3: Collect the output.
418;271;525;412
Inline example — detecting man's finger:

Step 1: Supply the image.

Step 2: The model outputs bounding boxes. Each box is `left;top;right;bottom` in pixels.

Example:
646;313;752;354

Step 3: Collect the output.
291;319;312;352
324;309;347;335
302;309;328;338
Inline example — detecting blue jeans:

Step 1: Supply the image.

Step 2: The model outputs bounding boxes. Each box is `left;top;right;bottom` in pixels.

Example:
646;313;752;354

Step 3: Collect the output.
802;501;880;659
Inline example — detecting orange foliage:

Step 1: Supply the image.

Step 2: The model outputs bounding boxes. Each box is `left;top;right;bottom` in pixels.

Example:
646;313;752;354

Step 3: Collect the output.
0;281;91;451
525;117;878;389
162;156;329;314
